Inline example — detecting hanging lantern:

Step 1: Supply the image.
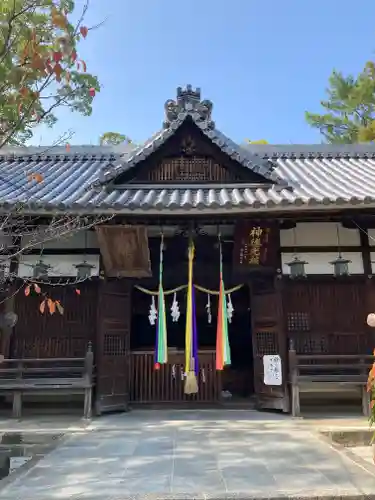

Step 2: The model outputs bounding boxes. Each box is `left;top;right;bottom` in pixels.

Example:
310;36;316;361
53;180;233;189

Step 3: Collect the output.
286;256;308;278
330;255;351;277
367;313;375;327
33;260;50;279
75;260;94;280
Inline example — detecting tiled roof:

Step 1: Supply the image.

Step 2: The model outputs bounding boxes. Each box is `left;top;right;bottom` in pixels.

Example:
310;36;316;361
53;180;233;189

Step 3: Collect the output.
2;130;375;214
92;114;288;188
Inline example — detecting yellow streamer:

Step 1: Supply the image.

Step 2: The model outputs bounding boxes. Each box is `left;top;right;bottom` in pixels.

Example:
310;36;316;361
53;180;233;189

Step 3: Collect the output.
134;283;244;296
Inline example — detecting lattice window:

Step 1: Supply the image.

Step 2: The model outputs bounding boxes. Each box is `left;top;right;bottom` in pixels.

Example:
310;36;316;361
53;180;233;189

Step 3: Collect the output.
103;334;127;356
255;331;279;356
294;336;328;354
144;156;240;182
287;312;310;332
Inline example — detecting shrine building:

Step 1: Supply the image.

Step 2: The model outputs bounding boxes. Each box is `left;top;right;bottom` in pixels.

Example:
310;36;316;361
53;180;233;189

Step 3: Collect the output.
0;84;375;416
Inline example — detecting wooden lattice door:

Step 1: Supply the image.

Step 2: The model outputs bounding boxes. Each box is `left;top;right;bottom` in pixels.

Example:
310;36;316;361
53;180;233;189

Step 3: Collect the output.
250;275;289;412
95;280;131;415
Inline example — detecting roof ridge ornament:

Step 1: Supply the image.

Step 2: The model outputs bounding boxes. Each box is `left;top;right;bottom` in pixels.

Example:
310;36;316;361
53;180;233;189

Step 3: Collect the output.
163;85;215;130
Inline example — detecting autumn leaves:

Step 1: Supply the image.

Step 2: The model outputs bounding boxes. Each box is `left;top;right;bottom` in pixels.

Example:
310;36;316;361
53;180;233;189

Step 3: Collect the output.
1;1;99;149
24;283;81;316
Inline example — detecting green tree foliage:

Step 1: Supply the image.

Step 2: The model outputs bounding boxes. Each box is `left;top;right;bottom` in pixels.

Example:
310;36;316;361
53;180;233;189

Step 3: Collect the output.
0;0;100;147
306;64;375;143
99;132;132;145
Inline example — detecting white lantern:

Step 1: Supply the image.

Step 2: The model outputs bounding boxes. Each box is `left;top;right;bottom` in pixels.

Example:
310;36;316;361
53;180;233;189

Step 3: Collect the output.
367;313;375;327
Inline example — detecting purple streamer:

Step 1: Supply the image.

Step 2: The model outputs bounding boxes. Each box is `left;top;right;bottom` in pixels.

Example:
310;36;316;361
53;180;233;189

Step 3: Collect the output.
192;285;199;375
154;310;159;365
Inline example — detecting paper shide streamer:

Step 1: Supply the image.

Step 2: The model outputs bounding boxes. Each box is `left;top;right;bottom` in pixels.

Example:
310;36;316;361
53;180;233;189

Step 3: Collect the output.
184;239;199;394
216;234;231;370
154;234;168;368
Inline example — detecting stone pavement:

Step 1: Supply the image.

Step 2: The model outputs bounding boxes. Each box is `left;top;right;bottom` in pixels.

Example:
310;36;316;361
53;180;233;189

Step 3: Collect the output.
0;410;374;499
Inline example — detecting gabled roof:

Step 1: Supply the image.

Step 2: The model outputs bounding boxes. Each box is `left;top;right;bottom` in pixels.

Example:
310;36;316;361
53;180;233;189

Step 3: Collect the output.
91;114;289;189
1;86;375;215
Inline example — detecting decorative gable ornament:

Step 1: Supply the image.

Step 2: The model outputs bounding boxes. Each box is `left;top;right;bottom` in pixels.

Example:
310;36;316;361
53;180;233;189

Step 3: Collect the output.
163;85;215;130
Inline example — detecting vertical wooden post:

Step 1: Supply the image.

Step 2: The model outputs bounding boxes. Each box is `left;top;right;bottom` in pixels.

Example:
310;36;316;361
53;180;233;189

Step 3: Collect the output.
83;342;94;419
360;356;371;417
95;280;131;415
288;341;300;417
1;238;20;359
360;226;375;351
12;361;23;419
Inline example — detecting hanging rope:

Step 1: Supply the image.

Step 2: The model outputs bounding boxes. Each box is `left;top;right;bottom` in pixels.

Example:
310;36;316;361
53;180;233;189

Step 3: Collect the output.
135;283;244;296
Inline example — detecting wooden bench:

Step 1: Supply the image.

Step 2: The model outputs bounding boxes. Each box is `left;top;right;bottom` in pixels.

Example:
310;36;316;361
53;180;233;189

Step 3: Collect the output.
0;343;94;419
288;347;374;417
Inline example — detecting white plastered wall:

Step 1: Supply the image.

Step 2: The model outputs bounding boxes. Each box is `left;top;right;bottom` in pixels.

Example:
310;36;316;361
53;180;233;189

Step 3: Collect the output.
280;222;363;275
18;229;100;278
18;254;100;278
20;229;99;251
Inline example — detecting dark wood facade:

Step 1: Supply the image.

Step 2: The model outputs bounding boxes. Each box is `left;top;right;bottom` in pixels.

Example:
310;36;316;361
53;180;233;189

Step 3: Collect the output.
5;111;375;415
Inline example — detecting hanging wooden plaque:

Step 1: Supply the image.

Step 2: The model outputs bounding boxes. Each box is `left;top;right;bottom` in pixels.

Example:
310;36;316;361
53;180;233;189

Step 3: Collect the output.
233;221;279;271
96;225;151;278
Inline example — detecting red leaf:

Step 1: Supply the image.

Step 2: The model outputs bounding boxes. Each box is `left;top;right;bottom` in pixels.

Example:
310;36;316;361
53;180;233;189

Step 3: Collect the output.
53;51;62;63
39;300;46;314
54;63;63;82
71;49;77;62
89;87;95;97
33;283;41;294
47;299;56;315
75;288;81;295
24;285;31;296
65;143;71;152
80;26;88;38
80;59;87;72
33;173;44;183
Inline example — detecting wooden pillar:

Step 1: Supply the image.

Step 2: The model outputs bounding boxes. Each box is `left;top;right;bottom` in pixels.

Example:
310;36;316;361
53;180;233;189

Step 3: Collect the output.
250;273;289;412
361;227;375;350
1;238;20;359
95;279;132;415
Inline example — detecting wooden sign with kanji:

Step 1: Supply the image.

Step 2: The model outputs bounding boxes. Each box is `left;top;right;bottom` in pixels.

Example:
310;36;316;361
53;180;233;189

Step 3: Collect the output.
232;221;279;271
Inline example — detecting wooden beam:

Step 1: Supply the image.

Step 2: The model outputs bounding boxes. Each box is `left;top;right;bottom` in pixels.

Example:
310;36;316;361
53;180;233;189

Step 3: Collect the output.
280;245;362;253
13;248;100;256
359;228;372;276
281;274;367;283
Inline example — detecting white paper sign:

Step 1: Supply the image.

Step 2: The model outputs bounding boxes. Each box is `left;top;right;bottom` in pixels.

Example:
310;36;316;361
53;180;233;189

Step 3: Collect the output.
263;354;282;386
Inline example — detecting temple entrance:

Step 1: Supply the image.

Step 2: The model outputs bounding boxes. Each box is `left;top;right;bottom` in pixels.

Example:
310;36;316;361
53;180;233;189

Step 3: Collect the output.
129;283;254;405
221;286;254;402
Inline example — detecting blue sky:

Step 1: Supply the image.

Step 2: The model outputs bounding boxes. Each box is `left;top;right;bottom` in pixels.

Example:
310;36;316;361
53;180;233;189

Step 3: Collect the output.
32;0;375;146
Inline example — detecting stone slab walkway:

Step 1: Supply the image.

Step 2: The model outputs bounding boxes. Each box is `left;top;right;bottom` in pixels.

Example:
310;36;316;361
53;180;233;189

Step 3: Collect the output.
0;410;374;499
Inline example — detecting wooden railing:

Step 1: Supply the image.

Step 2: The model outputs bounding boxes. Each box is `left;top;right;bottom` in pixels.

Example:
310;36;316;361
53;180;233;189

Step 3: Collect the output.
129;349;221;403
0;343;94;418
288;347;374;417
